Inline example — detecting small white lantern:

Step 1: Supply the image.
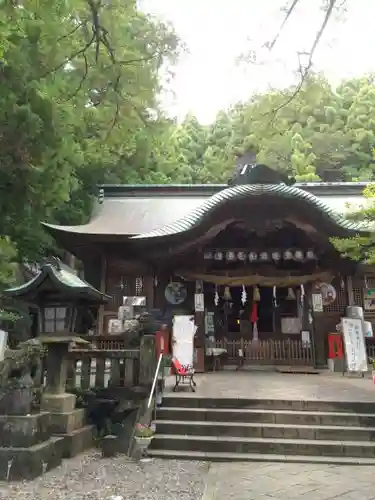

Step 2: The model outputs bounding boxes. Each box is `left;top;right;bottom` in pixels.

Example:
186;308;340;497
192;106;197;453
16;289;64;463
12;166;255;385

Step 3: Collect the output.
294;250;304;260
237;251;246;261
226;251;236;261
306;250;316;260
284;250;293;260
248;252;258;261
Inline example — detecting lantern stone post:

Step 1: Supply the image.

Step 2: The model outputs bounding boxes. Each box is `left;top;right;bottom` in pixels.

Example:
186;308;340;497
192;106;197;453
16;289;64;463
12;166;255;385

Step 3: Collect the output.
4;259;111;461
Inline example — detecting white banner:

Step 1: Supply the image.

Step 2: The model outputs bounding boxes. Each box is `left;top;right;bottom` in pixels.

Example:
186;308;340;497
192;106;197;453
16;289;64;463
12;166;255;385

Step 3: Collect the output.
172;315;196;367
341;317;368;372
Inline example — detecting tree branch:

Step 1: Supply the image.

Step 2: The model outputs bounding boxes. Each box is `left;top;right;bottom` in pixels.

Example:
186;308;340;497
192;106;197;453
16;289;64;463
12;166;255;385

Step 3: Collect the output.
265;0;301;51
266;0;338;119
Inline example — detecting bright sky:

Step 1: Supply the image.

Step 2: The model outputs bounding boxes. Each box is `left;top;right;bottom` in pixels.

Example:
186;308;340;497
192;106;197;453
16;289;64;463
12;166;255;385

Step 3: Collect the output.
140;0;375;124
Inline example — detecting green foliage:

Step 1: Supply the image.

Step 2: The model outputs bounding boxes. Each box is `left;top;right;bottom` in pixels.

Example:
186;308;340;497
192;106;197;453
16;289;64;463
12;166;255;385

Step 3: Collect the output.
0;0;180;271
331;181;375;263
2;2;375;282
0;238;17;290
156;74;375;185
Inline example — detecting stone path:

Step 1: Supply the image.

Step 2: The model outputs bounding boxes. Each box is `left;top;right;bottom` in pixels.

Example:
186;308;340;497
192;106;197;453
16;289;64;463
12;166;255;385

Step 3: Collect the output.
202;461;375;500
165;371;375;401
0;452;207;500
2;454;375;500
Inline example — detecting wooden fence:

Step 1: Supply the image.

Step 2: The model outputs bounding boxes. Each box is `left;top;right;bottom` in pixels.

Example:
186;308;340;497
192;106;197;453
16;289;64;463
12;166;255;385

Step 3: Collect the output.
32;335;156;394
67;349;140;390
214;338;314;366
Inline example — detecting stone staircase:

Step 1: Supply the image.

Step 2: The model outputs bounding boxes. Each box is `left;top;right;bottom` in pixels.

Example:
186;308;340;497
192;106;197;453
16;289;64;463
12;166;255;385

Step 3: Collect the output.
148;396;375;464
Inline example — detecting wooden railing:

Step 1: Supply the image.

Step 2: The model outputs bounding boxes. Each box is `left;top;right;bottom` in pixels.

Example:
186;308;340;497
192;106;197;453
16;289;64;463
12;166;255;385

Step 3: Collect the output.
67;349;140;390
32;335;155;394
214;338;314;366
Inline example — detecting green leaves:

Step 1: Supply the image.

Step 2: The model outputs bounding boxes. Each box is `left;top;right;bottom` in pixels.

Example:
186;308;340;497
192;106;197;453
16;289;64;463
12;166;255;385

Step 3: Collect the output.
332;183;375;263
0;0;180;270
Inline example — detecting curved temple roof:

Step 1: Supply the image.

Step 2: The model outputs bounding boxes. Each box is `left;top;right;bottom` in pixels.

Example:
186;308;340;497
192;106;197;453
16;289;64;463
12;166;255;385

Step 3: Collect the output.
41;182;371;240
4;263;110;303
131;184;365;240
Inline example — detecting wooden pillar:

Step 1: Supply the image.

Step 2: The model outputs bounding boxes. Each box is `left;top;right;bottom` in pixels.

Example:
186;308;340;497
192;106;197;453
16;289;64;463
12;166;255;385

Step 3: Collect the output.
143;273;155;309
98;255;107;335
347;276;355;306
307;283;325;368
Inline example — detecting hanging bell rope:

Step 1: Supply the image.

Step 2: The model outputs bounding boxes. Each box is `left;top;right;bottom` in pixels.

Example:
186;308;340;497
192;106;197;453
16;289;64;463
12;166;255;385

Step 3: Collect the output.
224;286;232;301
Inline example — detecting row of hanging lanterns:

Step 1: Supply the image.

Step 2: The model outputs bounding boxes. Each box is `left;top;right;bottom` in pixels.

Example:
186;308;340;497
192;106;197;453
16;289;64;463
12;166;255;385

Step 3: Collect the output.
203;249;316;262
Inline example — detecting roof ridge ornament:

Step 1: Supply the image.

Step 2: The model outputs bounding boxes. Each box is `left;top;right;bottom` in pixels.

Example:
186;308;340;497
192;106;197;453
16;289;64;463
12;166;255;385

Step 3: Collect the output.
44;256;61;271
229;151;295;186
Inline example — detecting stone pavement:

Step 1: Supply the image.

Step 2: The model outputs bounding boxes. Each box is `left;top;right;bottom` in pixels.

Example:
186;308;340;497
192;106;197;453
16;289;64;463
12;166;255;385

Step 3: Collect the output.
165;371;375;401
202;461;375;500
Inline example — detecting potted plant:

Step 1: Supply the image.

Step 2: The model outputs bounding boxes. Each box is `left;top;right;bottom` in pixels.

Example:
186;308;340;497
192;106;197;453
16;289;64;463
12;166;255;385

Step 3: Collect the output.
134;423;154;454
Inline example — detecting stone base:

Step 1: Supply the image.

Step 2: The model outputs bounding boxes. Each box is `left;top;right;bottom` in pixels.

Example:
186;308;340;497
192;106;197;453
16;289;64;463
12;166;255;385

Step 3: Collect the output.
41;392;76;413
49;408;85;434
60;425;95;458
100;435;118;458
0;413;50;448
328;358;345;373
0;437;64;481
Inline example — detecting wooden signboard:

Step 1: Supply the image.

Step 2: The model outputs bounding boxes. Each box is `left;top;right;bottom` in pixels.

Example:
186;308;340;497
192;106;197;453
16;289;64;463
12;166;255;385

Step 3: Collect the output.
341;317;368;373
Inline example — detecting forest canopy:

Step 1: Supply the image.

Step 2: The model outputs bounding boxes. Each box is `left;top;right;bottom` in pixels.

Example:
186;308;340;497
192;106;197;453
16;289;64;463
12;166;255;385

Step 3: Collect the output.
0;0;375;288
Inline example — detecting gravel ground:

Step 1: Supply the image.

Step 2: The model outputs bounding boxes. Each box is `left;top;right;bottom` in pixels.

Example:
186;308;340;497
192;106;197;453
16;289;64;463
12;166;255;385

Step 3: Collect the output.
0;452;208;500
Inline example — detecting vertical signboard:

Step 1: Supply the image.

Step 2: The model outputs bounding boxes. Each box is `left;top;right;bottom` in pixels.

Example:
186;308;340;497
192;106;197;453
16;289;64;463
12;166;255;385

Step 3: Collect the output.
341;317;368;372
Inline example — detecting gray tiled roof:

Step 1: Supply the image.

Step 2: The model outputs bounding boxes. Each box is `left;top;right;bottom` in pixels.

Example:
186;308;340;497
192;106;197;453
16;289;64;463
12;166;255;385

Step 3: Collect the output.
4;264;110;303
131;184;365;239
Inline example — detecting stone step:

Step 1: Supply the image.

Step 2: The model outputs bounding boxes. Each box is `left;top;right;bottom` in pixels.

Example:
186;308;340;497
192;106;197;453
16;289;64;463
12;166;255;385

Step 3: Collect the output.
147;448;375;465
150;434;375;458
157;407;375;427
161;396;375;413
155;420;375;441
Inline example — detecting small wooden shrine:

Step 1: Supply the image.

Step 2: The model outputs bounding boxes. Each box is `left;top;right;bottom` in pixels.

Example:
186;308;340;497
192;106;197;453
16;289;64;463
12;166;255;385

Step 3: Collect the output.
41;157;375;370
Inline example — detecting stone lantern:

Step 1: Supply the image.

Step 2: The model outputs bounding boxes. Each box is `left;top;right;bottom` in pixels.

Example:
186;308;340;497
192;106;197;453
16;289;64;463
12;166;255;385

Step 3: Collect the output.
4;258;110;461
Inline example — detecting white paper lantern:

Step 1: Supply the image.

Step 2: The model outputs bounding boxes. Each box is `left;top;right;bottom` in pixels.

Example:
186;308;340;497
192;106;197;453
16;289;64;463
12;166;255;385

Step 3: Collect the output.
294;250;304;260
306;249;316;260
226;251;236;261
272;251;281;261
260;252;269;261
214;251;223;260
204;251;213;260
248;252;258;261
237;251;246;261
284;250;293;260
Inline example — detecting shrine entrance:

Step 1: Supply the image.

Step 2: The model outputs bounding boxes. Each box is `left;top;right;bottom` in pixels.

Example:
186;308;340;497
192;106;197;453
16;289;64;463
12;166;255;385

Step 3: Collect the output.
175;217;331;367
201;281;315;366
126;163;361;369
